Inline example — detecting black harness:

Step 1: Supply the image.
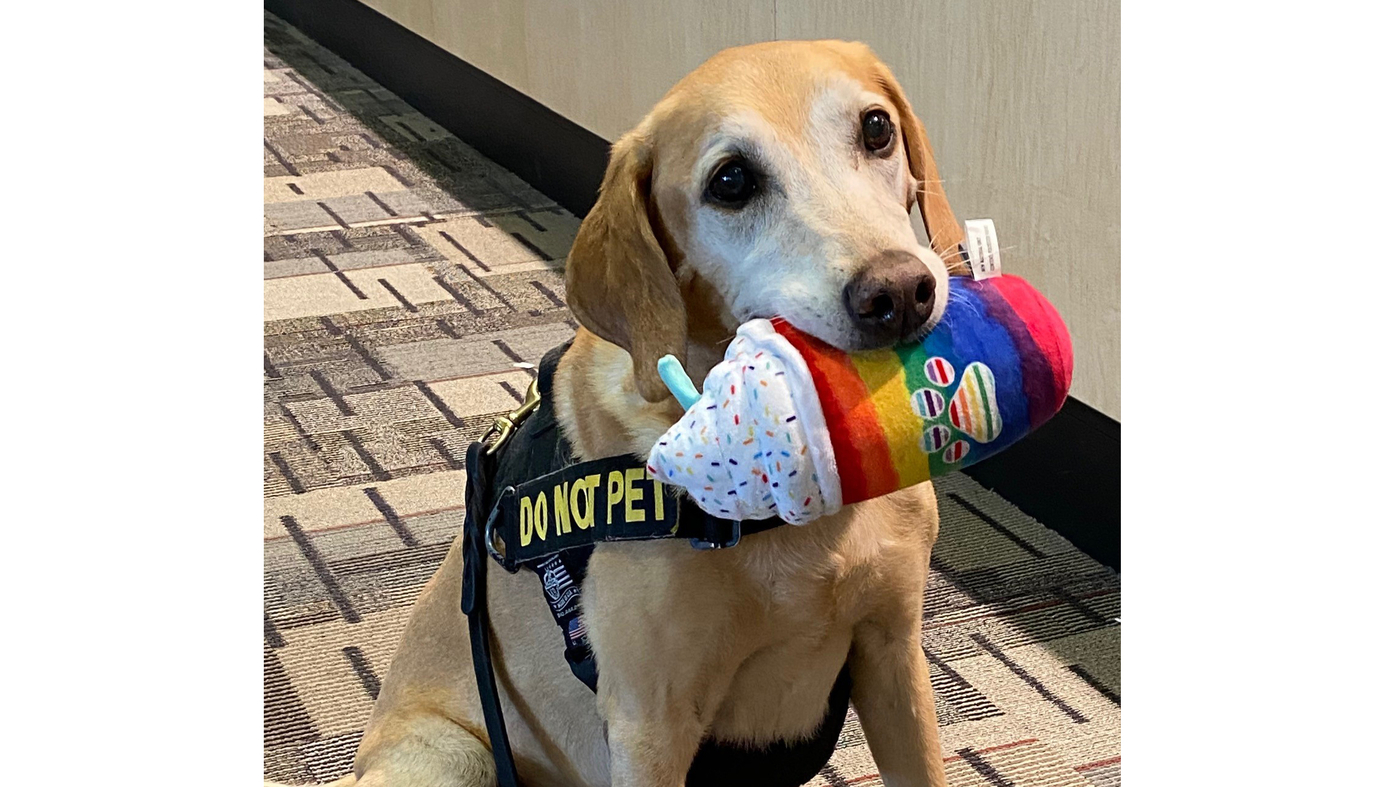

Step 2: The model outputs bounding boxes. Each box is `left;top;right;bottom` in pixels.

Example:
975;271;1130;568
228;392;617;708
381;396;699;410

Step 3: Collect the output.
459;342;851;787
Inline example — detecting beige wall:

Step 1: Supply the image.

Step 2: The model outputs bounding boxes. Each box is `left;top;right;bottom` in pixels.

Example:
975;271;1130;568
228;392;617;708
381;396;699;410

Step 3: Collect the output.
361;0;1120;418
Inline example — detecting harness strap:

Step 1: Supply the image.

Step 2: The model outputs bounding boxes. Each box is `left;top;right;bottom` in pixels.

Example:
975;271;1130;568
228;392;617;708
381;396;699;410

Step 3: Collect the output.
484;453;784;573
458;341;786;786
460;441;521;787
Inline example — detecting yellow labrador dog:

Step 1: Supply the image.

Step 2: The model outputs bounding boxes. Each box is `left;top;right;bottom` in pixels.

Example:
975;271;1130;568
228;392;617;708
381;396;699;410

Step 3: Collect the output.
295;39;968;787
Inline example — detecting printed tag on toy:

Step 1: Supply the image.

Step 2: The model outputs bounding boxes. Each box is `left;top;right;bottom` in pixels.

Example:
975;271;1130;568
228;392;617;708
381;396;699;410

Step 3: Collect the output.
963;219;1002;280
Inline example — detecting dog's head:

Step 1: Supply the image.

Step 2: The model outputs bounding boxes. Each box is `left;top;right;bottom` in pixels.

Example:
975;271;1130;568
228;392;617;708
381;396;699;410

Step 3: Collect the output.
566;40;964;402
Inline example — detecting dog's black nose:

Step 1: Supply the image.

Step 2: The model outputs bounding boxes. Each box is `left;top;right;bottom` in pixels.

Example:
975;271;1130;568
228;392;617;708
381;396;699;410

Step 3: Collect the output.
843;251;937;345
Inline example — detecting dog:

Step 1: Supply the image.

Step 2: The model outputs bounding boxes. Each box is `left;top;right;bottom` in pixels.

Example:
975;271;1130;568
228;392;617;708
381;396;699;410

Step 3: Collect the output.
290;39;968;787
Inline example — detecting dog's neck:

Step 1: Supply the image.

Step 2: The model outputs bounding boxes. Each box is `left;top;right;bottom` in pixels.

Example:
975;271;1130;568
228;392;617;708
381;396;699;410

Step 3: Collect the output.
553;328;727;462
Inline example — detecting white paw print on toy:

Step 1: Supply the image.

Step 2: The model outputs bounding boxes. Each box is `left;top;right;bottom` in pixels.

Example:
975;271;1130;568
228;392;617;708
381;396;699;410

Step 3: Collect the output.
909;359;1004;463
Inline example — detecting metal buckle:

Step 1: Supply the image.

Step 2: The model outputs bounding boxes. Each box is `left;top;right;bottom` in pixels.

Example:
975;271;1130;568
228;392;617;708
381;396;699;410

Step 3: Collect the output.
690;516;741;550
482;379;542;456
483;488;513;569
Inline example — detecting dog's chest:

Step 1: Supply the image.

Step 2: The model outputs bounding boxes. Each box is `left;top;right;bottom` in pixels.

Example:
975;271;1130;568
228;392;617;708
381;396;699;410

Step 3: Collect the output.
693;524;901;741
740;519;911;638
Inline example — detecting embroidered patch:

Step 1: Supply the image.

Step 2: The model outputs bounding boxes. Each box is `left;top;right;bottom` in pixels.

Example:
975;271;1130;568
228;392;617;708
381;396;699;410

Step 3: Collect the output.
541;559;580;612
910;358;1003;465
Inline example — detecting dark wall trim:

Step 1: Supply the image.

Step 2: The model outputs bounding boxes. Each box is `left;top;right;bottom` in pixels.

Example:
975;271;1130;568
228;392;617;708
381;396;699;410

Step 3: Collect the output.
963;398;1119;569
266;0;1121;570
266;0;610;218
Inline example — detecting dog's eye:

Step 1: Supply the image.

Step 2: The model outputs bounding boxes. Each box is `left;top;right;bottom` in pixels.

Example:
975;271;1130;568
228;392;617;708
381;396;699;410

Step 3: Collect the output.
861;109;895;154
706;159;758;207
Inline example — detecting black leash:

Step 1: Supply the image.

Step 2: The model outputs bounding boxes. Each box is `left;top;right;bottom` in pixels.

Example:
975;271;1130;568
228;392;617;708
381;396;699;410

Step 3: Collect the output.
460;439;521;787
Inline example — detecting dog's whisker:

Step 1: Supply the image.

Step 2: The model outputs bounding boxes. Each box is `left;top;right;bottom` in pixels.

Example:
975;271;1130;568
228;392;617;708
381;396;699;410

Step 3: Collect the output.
930;246;963;264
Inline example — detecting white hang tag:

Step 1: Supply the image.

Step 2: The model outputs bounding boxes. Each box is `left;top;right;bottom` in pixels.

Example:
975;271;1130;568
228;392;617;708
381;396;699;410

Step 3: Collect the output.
963;219;1002;280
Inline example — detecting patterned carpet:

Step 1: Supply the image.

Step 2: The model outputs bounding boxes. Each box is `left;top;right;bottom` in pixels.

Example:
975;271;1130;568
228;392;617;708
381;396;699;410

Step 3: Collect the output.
263;13;1121;786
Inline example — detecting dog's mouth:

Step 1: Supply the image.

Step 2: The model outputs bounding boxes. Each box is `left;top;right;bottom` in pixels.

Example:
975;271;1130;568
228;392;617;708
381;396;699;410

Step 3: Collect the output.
769;290;948;354
736;251;950;354
844;315;944;352
764;311;942;355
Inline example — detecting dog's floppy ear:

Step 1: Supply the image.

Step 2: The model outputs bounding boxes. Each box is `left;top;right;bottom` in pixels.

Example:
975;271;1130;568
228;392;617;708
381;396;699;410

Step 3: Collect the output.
871;62;967;272
565;130;686;403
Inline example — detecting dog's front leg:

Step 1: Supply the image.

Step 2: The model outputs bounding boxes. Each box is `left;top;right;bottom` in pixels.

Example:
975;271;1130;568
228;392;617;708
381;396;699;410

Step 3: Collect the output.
595;679;707;787
585;545;731;787
848;615;949;787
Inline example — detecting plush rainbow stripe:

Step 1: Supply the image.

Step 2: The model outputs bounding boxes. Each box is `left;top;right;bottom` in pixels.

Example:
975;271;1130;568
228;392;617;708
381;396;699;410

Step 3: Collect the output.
772;275;1073;504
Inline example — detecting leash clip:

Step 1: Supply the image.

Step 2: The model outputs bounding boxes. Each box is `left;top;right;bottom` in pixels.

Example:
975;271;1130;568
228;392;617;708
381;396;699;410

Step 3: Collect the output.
483;379;542;455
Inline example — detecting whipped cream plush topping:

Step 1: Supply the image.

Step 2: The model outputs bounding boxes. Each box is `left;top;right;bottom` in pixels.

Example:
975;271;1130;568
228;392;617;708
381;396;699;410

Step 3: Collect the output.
645;319;841;524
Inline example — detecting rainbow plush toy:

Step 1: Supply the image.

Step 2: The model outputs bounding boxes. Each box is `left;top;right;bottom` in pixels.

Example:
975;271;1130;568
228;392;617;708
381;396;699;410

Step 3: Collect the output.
646;274;1073;524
